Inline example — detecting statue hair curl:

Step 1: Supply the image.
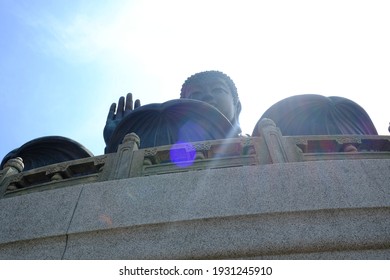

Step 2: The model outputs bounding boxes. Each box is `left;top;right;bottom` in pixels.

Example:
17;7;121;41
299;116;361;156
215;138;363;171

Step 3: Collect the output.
180;70;239;104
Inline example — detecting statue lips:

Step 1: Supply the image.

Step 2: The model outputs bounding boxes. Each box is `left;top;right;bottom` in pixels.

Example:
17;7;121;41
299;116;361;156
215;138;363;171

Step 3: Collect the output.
105;99;235;153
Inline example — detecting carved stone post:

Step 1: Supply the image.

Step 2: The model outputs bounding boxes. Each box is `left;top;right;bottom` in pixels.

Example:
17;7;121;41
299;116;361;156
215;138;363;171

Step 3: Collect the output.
0;157;24;198
108;133;140;180
255;118;302;163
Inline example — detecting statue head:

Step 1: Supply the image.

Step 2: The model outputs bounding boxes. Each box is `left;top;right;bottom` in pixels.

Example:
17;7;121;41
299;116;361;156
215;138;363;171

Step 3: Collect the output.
180;70;242;134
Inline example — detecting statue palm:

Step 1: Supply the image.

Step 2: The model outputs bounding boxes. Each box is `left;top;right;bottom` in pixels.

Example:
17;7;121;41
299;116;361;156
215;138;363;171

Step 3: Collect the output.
103;93;141;145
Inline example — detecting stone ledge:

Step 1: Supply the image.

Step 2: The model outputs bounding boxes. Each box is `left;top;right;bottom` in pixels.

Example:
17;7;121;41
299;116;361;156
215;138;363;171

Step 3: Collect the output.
0;185;83;244
63;207;390;259
68;159;390;234
1;207;388;260
0;235;66;260
0;159;389;259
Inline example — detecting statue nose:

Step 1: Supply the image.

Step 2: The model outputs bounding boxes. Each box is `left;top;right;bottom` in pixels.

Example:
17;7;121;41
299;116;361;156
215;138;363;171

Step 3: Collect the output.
201;91;213;102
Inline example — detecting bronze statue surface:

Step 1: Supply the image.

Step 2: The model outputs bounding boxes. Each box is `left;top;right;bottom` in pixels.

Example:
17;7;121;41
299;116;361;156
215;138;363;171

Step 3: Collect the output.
105;99;235;153
0;136;93;171
254;94;378;137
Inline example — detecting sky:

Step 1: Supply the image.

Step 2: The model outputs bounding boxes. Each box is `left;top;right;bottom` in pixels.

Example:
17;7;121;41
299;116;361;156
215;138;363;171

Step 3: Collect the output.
1;0;390;161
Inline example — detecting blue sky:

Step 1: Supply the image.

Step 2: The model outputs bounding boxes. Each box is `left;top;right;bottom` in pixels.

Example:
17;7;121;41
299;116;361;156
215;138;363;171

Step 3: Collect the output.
1;0;390;161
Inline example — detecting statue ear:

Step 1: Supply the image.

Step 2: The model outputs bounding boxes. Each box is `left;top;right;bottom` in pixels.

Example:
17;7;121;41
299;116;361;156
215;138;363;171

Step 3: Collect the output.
235;100;242;117
233;100;242;134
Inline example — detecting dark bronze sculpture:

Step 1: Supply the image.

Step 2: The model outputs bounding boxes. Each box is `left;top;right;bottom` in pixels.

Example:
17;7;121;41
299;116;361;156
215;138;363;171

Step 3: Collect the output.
4;71;383;171
104;70;242;153
180;70;242;136
253;94;378;152
105;99;234;152
103;93;141;147
0;136;93;171
1;70;242;168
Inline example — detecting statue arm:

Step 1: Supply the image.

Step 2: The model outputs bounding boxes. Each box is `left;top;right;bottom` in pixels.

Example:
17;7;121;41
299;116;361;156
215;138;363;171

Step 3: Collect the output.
103;93;141;145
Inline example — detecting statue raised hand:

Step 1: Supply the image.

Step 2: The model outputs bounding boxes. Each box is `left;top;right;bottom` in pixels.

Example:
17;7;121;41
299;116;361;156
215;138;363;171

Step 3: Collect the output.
103;93;141;145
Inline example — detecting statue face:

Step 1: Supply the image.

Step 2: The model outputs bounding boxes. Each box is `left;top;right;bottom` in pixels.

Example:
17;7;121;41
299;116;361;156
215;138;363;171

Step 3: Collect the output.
183;77;236;122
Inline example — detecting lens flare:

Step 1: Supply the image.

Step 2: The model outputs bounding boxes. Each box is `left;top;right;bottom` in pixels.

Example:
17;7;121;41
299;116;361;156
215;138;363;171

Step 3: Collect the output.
170;142;196;168
169;120;213;167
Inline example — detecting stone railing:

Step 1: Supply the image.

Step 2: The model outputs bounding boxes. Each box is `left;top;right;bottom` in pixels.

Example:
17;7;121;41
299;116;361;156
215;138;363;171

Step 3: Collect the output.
1;119;389;199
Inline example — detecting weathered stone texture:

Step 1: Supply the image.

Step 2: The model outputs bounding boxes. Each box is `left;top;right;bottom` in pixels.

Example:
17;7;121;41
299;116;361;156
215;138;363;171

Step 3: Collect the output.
0;159;389;259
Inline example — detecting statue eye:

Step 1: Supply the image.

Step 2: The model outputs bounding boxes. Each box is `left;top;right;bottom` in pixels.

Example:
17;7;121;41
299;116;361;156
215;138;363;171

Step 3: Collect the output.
212;87;228;95
188;91;203;99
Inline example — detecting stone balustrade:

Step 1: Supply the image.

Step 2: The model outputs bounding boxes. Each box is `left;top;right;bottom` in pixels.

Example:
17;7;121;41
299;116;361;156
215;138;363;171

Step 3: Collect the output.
1;119;389;199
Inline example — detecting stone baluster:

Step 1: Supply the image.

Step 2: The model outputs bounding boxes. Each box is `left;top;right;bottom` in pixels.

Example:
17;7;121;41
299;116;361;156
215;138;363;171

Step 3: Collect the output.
0;157;24;198
108;133;141;180
255;118;302;163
